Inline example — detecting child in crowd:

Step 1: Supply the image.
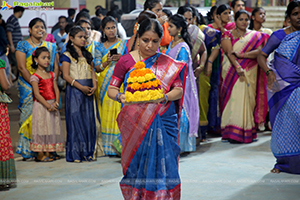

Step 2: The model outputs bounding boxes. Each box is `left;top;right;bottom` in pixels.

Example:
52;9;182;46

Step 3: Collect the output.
30;47;64;162
60;26;100;163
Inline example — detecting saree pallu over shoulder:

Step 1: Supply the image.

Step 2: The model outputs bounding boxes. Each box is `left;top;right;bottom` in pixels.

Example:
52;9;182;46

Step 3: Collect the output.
267;31;300;174
199;25;221;130
118;53;186;174
268;31;300;127
220;31;269;124
166;42;199;137
118;53;185;199
98;39;127;155
188;25;205;64
16;41;56;75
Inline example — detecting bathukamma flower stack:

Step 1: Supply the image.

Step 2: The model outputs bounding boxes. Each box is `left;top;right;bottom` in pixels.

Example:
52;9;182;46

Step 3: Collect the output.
125;61;164;103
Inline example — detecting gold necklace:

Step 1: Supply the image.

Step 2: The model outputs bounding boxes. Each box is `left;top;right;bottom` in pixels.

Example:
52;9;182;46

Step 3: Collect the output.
171;38;184;48
31;37;41;46
236;28;246;38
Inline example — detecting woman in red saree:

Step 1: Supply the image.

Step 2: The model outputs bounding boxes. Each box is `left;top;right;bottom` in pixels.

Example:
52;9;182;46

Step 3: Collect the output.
108;18;186;200
220;10;269;143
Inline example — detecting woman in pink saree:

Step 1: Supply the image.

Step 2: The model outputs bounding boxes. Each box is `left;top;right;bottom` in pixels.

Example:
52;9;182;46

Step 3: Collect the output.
107;18;186;199
208;4;235;33
220;10;269;143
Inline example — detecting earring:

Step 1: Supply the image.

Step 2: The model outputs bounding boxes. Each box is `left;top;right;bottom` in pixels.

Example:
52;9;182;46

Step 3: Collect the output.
137;40;139;46
178;31;181;38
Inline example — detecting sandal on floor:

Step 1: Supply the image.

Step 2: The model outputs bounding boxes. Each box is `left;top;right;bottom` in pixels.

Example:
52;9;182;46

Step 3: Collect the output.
50;153;61;160
35;157;54;162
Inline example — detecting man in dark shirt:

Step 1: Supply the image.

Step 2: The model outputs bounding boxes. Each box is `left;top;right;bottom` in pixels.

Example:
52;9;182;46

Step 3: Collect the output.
6;6;24;71
52;8;75;33
52;16;68;51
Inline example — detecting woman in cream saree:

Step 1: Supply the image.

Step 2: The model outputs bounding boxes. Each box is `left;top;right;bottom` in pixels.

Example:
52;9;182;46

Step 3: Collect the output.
220;10;268;143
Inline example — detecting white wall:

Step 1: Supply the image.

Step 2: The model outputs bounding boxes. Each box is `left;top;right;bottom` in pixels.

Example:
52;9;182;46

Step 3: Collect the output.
1;9;73;36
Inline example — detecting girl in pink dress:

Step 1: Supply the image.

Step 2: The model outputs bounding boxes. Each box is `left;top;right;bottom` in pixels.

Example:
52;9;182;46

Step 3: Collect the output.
30;47;64;162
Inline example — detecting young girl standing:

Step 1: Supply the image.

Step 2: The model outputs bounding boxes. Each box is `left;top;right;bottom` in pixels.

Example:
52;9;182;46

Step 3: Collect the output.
30;47;64;162
61;26;100;163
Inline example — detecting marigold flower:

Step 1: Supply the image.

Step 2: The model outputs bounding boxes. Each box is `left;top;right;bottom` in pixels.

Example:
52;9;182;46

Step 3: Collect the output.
134;61;146;69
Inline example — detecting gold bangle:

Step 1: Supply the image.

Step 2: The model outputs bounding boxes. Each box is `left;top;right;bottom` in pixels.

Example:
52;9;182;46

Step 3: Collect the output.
236;65;242;69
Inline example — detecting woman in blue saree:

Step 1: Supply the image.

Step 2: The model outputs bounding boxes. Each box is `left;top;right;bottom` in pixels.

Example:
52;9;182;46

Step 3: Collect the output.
166;14;199;152
257;0;300;174
15;18;58;159
61;26;99;162
107;18;185;200
95;16;127;155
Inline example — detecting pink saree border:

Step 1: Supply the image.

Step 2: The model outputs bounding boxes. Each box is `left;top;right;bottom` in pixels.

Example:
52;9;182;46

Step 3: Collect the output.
220;31;269;124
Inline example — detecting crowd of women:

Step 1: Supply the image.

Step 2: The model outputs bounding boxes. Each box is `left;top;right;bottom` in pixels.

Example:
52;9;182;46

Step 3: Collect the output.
1;0;300;199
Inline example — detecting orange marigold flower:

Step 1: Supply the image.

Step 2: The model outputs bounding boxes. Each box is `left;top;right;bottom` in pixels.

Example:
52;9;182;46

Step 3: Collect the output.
134;61;146;69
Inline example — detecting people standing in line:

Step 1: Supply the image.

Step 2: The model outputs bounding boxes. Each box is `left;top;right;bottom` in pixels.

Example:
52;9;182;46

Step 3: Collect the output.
42;26;55;43
6;6;25;78
30;47;64;162
107;18;184;200
51;8;75;33
283;12;291;28
249;7;273;35
61;26;100;163
0;14;13;85
143;0;173;50
0;59;16;190
257;0;300;174
166;14;199;152
178;6;207;76
74;12;101;43
67;8;76;24
220;10;269;144
15;18;59;160
60;20;104;158
189;6;222;140
95;6;108;21
231;0;245;20
106;9;127;39
249;7;273;132
96;16;126;156
208;4;235;33
52;16;68;52
207;6;218;24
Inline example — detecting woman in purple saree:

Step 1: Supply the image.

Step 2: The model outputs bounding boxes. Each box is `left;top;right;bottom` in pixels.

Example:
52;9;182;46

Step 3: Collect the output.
166;14;199;152
257;1;300;174
108;19;186;199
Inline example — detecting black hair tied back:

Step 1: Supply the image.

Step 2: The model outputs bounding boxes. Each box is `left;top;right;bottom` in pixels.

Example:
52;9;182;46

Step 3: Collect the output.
31;46;50;69
169;14;193;51
66;26;93;65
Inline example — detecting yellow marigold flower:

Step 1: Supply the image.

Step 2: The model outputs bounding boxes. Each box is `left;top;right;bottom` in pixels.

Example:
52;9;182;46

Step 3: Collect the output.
127;77;133;83
137;76;145;83
145;73;152;81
